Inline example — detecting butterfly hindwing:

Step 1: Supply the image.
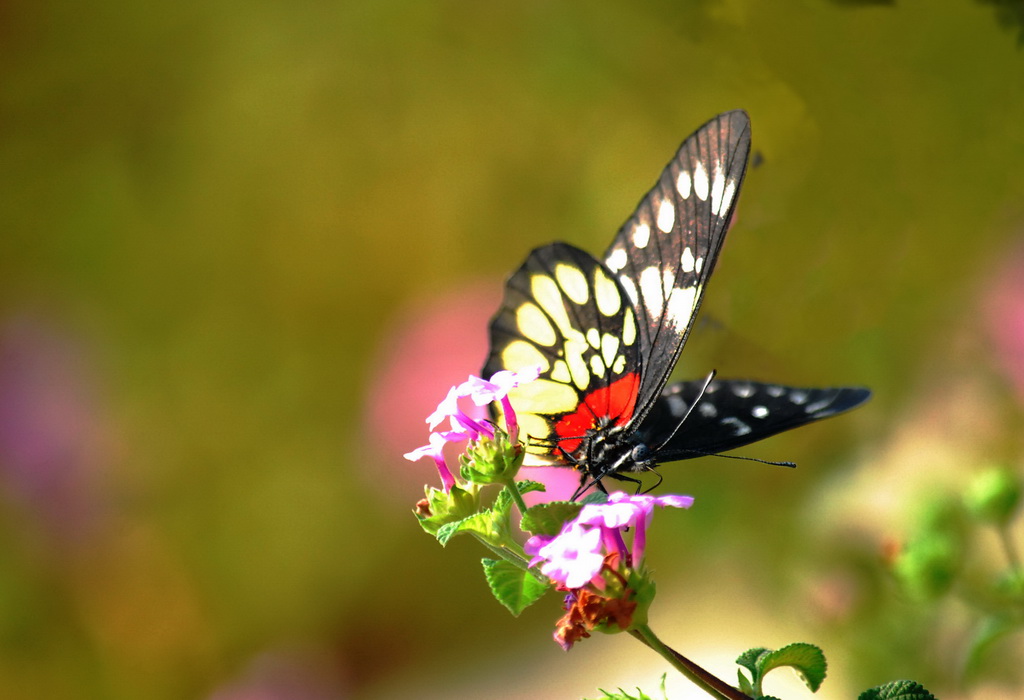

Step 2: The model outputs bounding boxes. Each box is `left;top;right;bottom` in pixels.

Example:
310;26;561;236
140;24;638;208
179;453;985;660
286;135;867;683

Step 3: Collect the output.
641;379;872;458
483;242;642;464
603;110;752;421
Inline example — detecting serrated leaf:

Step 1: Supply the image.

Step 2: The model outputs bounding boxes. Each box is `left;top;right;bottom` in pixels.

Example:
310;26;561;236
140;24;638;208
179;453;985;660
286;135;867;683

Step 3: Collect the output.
579;491;609;505
755;642;827;692
584;686;653;700
481;558;550;615
520;501;584;535
436;511;499;546
737;670;755;696
515;479;547;495
736;647;770;674
856;679;938;700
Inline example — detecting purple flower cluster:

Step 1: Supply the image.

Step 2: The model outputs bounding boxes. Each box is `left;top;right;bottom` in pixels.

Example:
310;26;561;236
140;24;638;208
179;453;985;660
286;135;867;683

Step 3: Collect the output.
404;367;540;491
525;492;694;589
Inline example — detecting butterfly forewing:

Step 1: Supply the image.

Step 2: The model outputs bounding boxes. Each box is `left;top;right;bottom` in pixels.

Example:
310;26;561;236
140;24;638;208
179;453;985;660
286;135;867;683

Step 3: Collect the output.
603;110;752;421
482;110;870;491
642;379;871;458
484;242;642;464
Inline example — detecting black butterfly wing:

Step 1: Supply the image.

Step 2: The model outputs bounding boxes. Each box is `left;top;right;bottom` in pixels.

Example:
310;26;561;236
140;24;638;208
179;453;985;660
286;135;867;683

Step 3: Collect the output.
641;378;871;459
483;242;643;465
603;110;752;423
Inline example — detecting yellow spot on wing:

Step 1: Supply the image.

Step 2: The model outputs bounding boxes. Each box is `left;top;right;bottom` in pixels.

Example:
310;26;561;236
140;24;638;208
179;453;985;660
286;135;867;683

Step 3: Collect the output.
600;333;620;366
555;264;589;305
565;337;590;390
593;267;621;317
622;308;637;346
516;302;556;347
551;359;571;383
502;340;551;373
531;275;571;335
508;378;579;414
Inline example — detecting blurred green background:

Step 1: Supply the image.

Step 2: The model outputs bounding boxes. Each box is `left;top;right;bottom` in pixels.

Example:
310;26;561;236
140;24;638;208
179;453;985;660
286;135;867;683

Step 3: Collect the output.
2;1;1024;698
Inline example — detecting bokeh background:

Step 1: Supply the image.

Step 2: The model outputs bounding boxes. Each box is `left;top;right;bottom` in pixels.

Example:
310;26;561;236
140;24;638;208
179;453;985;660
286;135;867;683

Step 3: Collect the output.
2;1;1024;698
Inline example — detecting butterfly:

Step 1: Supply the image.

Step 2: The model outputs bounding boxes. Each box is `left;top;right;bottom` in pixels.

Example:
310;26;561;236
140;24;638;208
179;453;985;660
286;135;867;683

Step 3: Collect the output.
482;110;869;496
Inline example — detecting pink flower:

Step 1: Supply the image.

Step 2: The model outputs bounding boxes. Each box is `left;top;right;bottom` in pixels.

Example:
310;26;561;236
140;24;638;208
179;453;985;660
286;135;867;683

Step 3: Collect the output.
525;523;606;589
463;367;541;443
425;385;494;440
526;492;694;589
403;432;459;492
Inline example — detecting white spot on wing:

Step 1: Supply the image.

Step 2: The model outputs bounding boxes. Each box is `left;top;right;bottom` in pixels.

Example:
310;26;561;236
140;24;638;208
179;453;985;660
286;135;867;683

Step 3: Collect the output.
710;161;726;215
638;266;665;319
720;179;737;216
633;222;651;248
732;382;754;398
680;247;695;273
606;247;628;272
698;402;717;418
751;405;769;419
721;416;751;436
664;285;698;331
693;161;709;201
805;399;832;414
586;327;601;349
618;275;639;308
789;390;809;405
656;199;675;233
695;257;704;274
676;170;692;199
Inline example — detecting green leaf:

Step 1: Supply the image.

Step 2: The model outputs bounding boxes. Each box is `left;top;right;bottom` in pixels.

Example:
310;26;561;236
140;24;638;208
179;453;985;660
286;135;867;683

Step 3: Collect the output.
736;647;770;674
481;558;550;615
963;614;1022;680
436;511;501;546
520;501;584;535
584;675;666;700
514;479;548;495
755;643;827;693
584;688;651;700
737;670;755;696
580;490;609;505
964;466;1021;526
856;679;938;700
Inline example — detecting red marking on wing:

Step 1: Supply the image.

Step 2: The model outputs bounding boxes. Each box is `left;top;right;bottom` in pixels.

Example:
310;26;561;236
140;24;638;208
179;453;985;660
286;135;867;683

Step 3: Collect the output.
553;373;640;454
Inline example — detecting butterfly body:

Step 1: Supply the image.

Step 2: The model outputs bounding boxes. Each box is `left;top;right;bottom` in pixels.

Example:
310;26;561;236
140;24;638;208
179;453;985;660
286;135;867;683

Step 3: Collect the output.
482;110;869;494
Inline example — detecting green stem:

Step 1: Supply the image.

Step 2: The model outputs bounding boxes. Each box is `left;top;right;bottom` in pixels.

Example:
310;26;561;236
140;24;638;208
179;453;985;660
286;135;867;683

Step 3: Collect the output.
999;524;1022;575
503;479;529;516
477;537;530;569
630;625;752;700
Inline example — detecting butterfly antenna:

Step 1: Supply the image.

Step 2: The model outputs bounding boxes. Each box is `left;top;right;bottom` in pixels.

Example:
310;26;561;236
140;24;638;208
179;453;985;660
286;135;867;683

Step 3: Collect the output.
653;369;717;452
661;448;796;468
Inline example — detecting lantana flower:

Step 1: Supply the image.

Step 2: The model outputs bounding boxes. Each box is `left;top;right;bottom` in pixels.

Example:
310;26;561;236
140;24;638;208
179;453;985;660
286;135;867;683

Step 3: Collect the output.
525;491;694;649
406;366;541;493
